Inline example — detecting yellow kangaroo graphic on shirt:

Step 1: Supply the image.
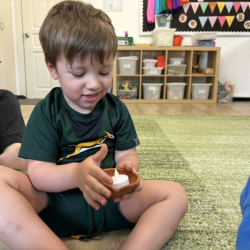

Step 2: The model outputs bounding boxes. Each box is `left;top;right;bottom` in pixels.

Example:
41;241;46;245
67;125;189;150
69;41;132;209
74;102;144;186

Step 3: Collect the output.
57;130;114;162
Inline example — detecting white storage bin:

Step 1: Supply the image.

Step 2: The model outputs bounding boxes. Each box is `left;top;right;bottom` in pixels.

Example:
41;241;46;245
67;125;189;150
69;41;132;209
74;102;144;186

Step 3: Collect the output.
117;57;138;75
143;59;157;68
155;14;172;29
117;89;137;99
192;83;212;100
167;64;186;75
168;58;185;65
152;28;175;46
143;67;163;75
120;56;138;58
166;83;187;100
142;83;163;100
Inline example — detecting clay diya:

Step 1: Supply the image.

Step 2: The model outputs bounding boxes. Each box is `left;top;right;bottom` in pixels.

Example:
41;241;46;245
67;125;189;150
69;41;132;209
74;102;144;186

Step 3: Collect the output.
101;168;140;198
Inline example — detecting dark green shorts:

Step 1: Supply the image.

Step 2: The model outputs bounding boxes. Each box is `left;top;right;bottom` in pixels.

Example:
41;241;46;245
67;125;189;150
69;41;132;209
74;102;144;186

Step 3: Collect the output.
38;189;135;237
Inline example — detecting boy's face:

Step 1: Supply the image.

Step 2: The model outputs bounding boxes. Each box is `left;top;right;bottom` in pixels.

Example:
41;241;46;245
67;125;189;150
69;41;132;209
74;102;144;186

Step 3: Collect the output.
46;54;113;114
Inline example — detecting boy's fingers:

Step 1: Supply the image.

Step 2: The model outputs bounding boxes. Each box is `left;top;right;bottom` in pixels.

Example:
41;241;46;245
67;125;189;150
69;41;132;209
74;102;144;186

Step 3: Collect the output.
122;191;135;200
114;190;136;203
84;186;108;210
116;162;133;171
82;191;100;210
135;181;143;192
113;198;121;203
90;166;113;186
87;175;112;198
91;144;108;165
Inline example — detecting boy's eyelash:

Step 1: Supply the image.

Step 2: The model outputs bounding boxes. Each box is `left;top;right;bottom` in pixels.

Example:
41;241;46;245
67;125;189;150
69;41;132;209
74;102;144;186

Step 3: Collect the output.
99;72;109;76
73;72;109;77
73;73;85;78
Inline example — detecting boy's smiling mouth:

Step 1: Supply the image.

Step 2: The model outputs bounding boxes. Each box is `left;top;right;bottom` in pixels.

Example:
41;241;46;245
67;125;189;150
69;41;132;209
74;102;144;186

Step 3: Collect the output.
82;93;100;102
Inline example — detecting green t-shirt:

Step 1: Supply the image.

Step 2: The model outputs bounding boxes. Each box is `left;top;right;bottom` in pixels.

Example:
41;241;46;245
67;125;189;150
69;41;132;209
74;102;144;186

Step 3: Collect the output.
19;87;140;169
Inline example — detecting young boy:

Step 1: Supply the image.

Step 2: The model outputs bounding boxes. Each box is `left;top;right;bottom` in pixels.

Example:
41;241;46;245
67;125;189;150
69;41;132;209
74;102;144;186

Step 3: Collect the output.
0;1;188;249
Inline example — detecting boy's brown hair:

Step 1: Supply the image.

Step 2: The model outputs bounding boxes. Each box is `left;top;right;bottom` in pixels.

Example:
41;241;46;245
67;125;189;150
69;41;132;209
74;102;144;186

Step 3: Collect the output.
39;0;117;67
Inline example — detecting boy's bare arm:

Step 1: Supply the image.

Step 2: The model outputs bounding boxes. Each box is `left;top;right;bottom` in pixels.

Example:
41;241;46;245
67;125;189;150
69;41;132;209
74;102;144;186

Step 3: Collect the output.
114;147;142;202
115;147;140;173
27;145;112;194
28;160;78;192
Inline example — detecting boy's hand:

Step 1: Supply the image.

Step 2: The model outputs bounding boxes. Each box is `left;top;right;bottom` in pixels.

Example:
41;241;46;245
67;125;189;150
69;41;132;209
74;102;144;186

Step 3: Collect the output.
73;144;113;210
113;161;143;203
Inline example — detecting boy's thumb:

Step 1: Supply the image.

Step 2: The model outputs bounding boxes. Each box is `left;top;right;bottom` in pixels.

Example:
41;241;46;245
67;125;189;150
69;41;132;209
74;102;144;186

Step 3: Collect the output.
92;144;108;164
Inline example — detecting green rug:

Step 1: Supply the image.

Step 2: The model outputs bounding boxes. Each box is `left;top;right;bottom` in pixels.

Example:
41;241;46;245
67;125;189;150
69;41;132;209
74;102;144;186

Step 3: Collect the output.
132;115;250;250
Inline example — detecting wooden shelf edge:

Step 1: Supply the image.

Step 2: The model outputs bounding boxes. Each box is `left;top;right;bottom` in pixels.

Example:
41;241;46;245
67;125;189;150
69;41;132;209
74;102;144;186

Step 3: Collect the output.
192;75;215;77
167;75;190;77
117;46;221;52
120;99;217;104
117;74;214;77
117;75;140;77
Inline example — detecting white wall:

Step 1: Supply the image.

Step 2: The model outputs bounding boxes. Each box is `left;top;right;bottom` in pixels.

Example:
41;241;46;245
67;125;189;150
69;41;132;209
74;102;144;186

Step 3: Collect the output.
7;0;249;97
91;0;250;98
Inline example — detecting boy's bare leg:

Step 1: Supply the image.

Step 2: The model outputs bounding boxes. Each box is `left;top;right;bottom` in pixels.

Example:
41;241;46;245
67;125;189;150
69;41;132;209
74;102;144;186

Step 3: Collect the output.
0;166;69;250
0;143;27;169
119;180;188;250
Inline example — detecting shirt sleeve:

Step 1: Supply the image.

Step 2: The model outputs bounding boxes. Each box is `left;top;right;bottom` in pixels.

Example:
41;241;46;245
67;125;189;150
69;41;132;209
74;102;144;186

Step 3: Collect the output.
112;101;140;151
19;103;60;162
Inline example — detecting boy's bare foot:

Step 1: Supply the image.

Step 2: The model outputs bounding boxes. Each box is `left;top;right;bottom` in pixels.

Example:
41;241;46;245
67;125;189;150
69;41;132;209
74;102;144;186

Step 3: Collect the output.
0;143;27;169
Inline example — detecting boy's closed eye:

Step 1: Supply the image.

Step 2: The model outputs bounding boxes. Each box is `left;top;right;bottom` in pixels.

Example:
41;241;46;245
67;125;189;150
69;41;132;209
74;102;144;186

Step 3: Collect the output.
72;72;110;78
99;72;110;76
73;73;85;78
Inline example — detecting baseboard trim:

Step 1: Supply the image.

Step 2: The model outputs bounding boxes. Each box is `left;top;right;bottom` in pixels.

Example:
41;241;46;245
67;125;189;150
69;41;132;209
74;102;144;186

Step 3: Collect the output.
16;95;26;99
18;98;41;105
233;97;250;102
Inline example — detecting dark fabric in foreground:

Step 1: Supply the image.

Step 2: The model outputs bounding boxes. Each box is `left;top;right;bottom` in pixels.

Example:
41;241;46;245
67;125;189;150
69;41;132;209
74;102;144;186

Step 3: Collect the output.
0;90;25;153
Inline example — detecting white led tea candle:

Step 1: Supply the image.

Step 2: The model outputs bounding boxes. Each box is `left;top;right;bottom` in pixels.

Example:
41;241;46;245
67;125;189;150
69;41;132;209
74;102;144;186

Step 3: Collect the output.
111;168;130;189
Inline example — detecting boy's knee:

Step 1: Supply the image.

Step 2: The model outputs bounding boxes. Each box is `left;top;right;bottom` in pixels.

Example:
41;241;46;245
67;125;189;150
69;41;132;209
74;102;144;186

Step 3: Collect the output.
0;165;12;178
0;143;27;170
0;165;27;191
0;154;6;166
170;182;188;213
0;152;11;168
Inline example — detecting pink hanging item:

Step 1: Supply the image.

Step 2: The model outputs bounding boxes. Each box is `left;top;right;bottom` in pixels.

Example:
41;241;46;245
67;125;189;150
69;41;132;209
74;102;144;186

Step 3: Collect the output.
147;0;155;23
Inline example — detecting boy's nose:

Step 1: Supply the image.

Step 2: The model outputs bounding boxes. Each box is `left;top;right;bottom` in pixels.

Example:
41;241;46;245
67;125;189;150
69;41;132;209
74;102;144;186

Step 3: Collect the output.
86;75;101;90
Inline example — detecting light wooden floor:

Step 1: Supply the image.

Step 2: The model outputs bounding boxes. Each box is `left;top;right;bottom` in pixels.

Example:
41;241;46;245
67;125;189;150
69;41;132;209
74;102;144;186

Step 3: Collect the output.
1;102;249;250
20;102;250;125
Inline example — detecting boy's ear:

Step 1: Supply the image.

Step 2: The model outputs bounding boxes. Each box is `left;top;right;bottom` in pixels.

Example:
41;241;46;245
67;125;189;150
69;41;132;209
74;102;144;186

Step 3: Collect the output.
45;61;58;80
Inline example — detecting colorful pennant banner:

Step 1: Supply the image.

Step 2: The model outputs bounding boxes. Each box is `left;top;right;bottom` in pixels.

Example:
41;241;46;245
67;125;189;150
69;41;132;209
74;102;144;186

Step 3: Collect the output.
197;16;236;28
218;16;226;27
233;2;241;13
199;16;208;27
217;2;226;13
183;2;250;14
183;3;190;14
191;2;200;14
225;2;233;13
208;16;218;27
226;16;235;27
200;2;209;13
179;0;250;30
240;2;248;12
208;2;217;13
